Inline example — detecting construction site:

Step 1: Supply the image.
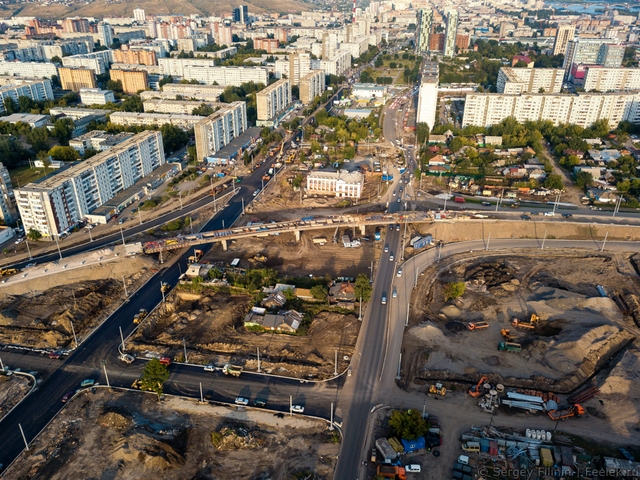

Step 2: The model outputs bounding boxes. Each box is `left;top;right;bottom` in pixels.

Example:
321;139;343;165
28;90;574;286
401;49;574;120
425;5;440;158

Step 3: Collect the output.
404;251;640;435
0;249;157;350
0;374;32;420
6;389;338;480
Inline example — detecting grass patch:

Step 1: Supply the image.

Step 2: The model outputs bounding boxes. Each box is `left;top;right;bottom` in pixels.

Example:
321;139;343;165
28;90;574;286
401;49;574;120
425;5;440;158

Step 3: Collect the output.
9;165;47;188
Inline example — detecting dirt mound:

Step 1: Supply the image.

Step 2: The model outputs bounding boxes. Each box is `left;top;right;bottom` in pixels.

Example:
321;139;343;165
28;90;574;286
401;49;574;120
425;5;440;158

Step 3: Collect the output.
98;411;131;431
211;426;262;450
464;262;518;294
110;432;186;471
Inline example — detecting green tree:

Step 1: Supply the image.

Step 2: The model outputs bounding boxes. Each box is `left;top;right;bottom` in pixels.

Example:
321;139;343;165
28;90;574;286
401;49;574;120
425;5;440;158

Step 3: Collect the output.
160;124;189;153
310;285;328;302
139;358;170;398
50;55;62;64
192;103;215;116
354;273;372;302
161;219;183;231
159;75;174;87
52;118;75;146
187;145;198;164
48;145;79;162
544;174;563;191
121;95;143;112
388;409;429;440
27;228;42;241
3;97;16;114
82;147;99;159
416;122;430;144
27;127;49;153
575;171;593;189
17;96;36;113
106;79;123;93
443;281;465;301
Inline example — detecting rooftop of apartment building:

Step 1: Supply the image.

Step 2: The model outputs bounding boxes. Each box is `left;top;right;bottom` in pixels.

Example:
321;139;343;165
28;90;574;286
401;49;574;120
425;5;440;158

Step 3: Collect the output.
0;76;49;86
19;131;160;191
420;60;439;83
110;111;203;120
205;126;262;161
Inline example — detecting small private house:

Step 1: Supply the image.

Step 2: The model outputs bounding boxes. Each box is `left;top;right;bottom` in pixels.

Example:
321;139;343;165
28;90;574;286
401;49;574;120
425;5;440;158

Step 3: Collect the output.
243;310;302;333
261;292;287;308
329;282;356;303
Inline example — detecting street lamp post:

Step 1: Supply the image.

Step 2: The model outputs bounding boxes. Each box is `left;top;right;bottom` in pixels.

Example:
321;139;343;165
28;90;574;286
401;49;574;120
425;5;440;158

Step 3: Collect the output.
54;234;62;260
119;226;125;246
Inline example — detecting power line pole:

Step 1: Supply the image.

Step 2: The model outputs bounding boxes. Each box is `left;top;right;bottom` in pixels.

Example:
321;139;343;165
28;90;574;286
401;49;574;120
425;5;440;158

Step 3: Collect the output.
119;326;125;352
103;361;110;388
601;231;608;252
19;424;29;451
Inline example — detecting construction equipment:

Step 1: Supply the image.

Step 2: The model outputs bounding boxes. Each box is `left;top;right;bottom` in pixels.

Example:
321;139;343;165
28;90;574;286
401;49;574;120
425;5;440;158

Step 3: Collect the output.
133;309;148;324
377;465;406;480
0;267;18;276
222;363;243;377
187;249;203;264
467;321;489;331
429;383;446;396
468;376;488;398
253;254;267;262
159;357;172;367
501;329;516;341
498;342;522;352
547;404;585;421
511;314;539;329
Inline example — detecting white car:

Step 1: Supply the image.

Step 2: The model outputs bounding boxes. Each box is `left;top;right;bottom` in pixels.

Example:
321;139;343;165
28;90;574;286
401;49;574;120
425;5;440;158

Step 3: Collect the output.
389;255;394;262
291;405;305;413
392;289;397;298
397;269;402;277
544;211;555;216
253;189;260;196
234;397;249;405
15;238;24;245
384;245;389;253
203;365;215;372
405;464;421;473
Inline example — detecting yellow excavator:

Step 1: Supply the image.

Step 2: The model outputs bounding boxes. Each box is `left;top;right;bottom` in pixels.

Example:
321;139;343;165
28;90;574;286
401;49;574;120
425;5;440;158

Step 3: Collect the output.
429;383;446;396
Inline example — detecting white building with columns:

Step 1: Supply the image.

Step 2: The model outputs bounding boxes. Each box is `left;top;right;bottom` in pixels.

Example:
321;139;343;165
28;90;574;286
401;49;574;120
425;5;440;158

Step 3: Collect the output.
306;170;363;198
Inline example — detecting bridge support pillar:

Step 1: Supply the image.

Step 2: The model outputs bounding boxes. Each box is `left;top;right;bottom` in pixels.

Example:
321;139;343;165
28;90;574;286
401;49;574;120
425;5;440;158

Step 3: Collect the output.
294;229;301;242
359;224;366;236
221;239;229;251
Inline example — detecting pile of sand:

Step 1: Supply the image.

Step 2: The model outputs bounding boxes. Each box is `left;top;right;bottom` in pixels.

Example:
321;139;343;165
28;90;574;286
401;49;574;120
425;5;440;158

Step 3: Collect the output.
98;411;131;431
537;324;621;365
409;322;449;347
600;348;640;402
110;433;184;471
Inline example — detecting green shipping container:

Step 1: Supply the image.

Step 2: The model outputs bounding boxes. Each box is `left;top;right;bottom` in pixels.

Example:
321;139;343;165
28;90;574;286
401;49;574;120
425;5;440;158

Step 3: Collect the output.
541;448;553;467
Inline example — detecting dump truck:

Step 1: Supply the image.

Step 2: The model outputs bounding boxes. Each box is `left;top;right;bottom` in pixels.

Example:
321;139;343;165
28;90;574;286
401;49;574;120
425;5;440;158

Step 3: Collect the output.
133;309;148;324
188;249;203;264
254;254;267;262
222;363;242;376
548;404;585;421
467;321;489;331
429;383;446;396
498;342;522;352
512;314;539;329
468;376;488;398
377;465;406;480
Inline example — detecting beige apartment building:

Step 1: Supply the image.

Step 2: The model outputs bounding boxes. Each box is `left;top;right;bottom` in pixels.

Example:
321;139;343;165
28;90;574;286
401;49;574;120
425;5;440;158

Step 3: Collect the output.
110;69;149;94
59;67;97;91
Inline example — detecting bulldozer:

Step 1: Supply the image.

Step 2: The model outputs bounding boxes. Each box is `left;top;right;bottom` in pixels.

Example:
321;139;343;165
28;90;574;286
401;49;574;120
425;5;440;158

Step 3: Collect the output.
501;329;516;342
254;254;267;262
429;383;446;396
468;376;488;398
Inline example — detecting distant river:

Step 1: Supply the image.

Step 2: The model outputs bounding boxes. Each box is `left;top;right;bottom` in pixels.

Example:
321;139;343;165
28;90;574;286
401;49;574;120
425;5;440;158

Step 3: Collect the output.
545;1;640;13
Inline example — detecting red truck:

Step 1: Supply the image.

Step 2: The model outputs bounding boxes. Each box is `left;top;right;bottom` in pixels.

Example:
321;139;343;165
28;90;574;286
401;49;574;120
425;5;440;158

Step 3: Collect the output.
454;196;465;203
377;465;406;480
159;357;172;367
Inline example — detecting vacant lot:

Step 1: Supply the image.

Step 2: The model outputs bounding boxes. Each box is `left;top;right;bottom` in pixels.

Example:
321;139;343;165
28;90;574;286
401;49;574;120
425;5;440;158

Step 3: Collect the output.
7;390;338;480
405;253;639;394
0;374;31;420
130;290;359;379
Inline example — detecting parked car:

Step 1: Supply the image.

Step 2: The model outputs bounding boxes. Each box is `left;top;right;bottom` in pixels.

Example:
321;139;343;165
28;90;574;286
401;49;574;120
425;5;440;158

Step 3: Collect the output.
80;379;95;387
406;465;422;473
544;211;555;216
15;238;24;245
521;214;531;221
61;392;74;403
562;213;573;218
203;365;215;372
235;397;249;405
291;405;305;413
253;400;266;407
397;268;402;277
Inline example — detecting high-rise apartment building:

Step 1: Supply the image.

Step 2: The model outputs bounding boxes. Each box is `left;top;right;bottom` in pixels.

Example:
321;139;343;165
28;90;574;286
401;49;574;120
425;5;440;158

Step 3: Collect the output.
15;131;165;237
415;8;433;54
253;38;279;53
310;51;351;76
552;25;575;56
133;8;146;23
97;22;113;48
110;69;149;94
256;78;292;125
322;33;338;59
299;70;325;104
563;39;625;78
114;48;158;66
61;51;112;75
0;163;17;224
496;68;564;94
416;62;438;130
59;67;97;91
109;112;203;130
443;10;459;58
61;18;90;33
0;61;58;78
289;53;311;85
462;91;640;129
194;101;248;162
583;67;640;92
0;78;54;113
158;59;269;86
233;5;249;23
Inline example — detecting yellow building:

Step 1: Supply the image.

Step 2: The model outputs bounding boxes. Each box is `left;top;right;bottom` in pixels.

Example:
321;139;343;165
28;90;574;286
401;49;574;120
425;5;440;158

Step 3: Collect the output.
113;48;157;66
110;69;149;94
59;67;97;92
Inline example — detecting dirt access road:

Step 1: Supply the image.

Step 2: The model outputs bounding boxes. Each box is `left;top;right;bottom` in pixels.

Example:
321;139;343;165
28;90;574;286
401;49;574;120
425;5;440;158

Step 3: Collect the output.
540;144;585;207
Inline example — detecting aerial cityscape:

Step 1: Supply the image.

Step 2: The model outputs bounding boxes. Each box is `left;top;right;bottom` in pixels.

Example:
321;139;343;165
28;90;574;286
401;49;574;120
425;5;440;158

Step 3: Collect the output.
0;0;638;478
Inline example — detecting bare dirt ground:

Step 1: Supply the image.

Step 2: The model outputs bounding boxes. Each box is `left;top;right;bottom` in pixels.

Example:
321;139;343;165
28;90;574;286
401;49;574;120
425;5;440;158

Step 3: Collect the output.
0;374;31;420
130;290;359;379
404;253;639;395
7;389;338;480
204;226;381;279
0;255;157;349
